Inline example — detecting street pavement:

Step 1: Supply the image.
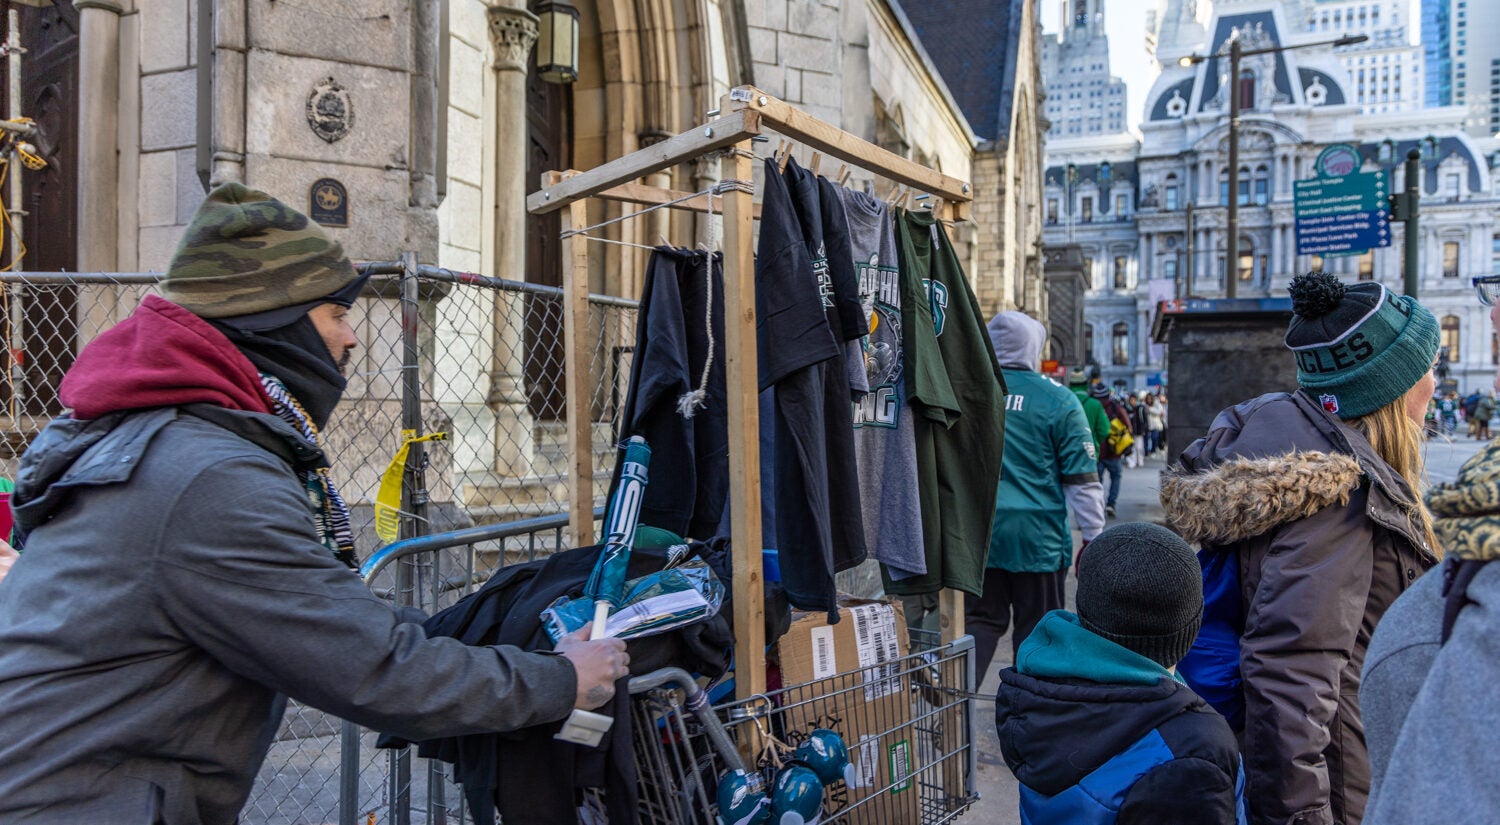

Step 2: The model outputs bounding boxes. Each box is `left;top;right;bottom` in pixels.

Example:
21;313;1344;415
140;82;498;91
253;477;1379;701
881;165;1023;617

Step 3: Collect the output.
965;433;1488;824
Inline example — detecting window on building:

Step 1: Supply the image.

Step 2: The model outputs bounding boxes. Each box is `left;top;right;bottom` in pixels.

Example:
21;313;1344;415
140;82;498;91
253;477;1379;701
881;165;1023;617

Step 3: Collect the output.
874;97;910;159
1047;199;1058;224
1082;196;1093;223
1115;194;1129;216
1442;315;1462;362
1082;257;1095;289
1448;173;1463;199
1085;323;1095;363
1444;241;1462;277
1239;70;1257;110
1359;250;1374;280
1219;169;1229;205
1254;165;1270;205
1114;256;1129;289
1165;185;1179;210
1112;322;1131;366
1238;167;1251;205
1238;237;1254;282
1164;259;1178;283
1491;233;1500;274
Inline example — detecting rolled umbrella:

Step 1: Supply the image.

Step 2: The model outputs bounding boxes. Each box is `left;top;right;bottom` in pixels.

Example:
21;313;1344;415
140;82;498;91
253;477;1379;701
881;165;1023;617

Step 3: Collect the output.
584;435;652;639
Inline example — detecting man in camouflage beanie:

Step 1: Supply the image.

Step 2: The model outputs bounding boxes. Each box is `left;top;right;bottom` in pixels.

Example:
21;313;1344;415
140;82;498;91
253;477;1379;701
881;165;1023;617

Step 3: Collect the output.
161;182;363;319
0;183;629;825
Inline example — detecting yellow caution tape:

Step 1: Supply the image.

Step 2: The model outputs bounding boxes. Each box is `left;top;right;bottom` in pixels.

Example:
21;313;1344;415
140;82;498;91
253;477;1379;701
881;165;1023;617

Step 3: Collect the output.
373;431;448;544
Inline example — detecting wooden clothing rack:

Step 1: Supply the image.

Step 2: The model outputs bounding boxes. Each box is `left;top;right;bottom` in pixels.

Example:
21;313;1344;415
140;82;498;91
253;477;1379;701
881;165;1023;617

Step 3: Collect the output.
527;86;975;701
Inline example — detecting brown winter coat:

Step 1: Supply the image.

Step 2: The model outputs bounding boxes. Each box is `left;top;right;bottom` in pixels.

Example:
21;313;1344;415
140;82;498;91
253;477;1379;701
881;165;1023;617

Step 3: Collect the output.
1161;391;1437;825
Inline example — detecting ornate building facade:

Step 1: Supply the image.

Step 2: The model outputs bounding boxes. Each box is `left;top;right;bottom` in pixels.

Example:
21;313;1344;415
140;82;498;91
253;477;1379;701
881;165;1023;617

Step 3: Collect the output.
1045;0;1500;393
6;0;1044;514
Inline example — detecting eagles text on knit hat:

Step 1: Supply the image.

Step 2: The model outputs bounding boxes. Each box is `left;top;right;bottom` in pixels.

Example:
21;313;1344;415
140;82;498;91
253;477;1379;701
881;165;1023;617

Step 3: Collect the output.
1284;271;1439;420
161;182;360;320
1076;522;1203;669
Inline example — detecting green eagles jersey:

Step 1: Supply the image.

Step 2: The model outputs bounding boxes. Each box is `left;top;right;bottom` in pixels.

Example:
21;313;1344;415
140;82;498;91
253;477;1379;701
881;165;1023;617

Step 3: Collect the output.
883;209;1006;597
989;370;1099;573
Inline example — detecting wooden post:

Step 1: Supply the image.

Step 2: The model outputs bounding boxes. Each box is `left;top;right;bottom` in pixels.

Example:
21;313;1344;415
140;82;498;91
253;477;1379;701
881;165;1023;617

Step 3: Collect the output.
561;196;595;548
721;143;766;701
939;588;966;644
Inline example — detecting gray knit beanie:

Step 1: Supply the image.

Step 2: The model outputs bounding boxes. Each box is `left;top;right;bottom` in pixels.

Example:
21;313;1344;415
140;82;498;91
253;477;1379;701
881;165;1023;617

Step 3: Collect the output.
1076;522;1203;668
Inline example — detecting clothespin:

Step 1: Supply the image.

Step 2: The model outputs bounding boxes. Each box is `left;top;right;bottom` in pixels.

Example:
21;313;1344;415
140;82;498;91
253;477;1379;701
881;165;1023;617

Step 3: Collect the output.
887;184;909;207
810;151;823;175
778;143;794;173
838;166;854;188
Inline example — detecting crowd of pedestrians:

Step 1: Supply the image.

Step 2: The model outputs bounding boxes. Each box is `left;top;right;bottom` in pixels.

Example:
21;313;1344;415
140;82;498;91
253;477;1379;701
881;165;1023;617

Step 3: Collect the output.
4;238;1499;825
981;269;1500;825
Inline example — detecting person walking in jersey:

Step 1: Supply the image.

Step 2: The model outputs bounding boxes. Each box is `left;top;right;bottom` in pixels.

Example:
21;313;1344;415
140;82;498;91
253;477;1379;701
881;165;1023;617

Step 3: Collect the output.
966;312;1105;680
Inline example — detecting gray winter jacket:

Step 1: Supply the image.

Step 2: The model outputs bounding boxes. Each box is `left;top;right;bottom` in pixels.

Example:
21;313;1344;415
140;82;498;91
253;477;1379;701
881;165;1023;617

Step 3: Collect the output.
1361;562;1500;825
0;405;578;825
1162;391;1437;825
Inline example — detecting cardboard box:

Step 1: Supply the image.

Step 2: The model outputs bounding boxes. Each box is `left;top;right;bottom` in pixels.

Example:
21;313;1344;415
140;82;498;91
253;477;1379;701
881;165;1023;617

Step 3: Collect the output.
772;599;920;825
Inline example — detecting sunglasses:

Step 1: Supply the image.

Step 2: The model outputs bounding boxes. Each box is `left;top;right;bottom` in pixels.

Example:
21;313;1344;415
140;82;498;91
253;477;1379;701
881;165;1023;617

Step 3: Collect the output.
1475;275;1500;307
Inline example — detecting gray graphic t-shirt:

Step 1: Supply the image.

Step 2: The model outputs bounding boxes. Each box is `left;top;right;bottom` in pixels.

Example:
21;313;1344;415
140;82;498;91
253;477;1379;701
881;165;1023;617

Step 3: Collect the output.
840;188;925;579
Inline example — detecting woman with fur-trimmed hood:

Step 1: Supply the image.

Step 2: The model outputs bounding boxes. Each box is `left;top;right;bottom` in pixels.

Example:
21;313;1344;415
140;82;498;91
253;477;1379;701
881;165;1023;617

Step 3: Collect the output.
1160;272;1442;825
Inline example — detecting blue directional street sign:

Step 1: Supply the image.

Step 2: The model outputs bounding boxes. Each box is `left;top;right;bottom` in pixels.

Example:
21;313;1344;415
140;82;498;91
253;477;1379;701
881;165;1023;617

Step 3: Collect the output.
1295;209;1392;255
1294;169;1392;256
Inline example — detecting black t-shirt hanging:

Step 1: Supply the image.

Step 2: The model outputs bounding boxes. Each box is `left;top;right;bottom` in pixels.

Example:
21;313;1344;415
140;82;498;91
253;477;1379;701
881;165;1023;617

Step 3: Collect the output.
815;173;868;343
756;158;867;620
612;247;727;539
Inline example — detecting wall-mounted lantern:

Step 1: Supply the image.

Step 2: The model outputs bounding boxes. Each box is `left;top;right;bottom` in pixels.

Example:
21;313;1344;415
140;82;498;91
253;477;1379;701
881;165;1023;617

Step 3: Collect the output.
535;0;581;84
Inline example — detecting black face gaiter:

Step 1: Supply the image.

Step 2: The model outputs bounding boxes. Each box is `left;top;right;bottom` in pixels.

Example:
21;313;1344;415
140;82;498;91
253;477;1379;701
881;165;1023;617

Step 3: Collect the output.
210;315;347;431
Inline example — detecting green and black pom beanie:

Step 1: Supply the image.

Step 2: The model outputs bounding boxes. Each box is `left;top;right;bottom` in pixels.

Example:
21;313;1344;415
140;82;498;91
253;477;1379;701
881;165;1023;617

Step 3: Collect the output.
161;183;361;321
1285;271;1439;420
1076;522;1203;668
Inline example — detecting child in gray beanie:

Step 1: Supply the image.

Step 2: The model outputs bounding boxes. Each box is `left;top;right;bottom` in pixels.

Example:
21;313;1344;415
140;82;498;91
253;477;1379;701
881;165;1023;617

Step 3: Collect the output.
994;523;1246;824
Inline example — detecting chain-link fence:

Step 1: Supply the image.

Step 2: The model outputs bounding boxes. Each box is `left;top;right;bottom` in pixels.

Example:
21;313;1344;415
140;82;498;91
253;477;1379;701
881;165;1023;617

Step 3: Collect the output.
0;260;638;825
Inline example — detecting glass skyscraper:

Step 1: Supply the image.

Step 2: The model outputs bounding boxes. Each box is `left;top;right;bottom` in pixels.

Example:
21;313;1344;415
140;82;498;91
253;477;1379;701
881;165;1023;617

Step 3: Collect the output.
1424;0;1452;106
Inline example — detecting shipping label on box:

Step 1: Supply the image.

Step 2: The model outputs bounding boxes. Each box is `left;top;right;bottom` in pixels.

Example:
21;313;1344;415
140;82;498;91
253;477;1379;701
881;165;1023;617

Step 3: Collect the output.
772;599;920;825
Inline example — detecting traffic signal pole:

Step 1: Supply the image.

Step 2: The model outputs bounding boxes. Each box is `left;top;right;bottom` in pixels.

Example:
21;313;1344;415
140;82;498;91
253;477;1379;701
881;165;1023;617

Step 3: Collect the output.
1402;148;1420;298
1388;147;1421;298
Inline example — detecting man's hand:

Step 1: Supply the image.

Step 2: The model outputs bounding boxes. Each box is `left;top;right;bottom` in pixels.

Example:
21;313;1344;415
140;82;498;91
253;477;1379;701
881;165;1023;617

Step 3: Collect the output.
555;623;630;710
0;539;16;588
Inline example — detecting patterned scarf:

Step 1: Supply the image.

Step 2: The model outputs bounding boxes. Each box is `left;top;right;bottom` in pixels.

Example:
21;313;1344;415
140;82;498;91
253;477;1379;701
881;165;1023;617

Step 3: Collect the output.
1425;438;1500;640
259;373;358;569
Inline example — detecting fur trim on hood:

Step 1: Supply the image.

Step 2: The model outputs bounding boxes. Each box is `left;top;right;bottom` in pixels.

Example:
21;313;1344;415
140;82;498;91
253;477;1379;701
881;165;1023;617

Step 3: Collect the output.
1161;451;1364;546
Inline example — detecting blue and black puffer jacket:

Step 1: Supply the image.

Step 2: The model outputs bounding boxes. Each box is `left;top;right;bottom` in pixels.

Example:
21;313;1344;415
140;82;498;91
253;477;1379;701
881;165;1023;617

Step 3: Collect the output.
995;611;1247;825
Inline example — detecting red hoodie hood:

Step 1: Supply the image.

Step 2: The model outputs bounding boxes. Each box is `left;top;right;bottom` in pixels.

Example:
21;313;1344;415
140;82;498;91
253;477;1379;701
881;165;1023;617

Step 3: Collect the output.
59;294;273;420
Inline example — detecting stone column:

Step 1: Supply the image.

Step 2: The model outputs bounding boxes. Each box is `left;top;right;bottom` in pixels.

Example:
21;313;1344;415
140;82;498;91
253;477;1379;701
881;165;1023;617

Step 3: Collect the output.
76;0;125;271
486;4;539;477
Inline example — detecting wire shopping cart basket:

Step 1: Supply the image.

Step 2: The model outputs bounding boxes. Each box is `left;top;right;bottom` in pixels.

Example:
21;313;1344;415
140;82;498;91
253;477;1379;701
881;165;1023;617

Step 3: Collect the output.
627;630;977;824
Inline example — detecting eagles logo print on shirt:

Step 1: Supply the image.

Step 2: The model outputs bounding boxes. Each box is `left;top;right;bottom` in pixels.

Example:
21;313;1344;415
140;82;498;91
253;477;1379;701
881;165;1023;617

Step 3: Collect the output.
855;252;904;429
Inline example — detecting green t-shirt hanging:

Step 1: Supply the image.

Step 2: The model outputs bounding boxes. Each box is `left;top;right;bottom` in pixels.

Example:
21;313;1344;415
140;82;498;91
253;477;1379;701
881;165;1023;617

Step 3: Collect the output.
883;209;1006;597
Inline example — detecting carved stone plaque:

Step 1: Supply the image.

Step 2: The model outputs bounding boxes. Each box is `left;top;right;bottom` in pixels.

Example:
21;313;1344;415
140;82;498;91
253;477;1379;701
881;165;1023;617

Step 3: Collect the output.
306;77;353;144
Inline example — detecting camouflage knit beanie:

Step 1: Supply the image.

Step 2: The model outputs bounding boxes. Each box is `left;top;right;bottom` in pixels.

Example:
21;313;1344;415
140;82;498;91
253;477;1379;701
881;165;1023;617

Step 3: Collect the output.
161;182;359;319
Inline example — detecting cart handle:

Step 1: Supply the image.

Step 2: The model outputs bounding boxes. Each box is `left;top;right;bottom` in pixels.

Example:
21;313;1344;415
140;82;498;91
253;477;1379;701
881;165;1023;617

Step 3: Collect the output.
628;667;746;773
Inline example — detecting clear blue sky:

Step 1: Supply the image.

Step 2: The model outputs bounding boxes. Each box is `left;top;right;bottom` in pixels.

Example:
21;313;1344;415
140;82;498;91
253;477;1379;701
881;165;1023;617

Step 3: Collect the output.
1038;1;1424;132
